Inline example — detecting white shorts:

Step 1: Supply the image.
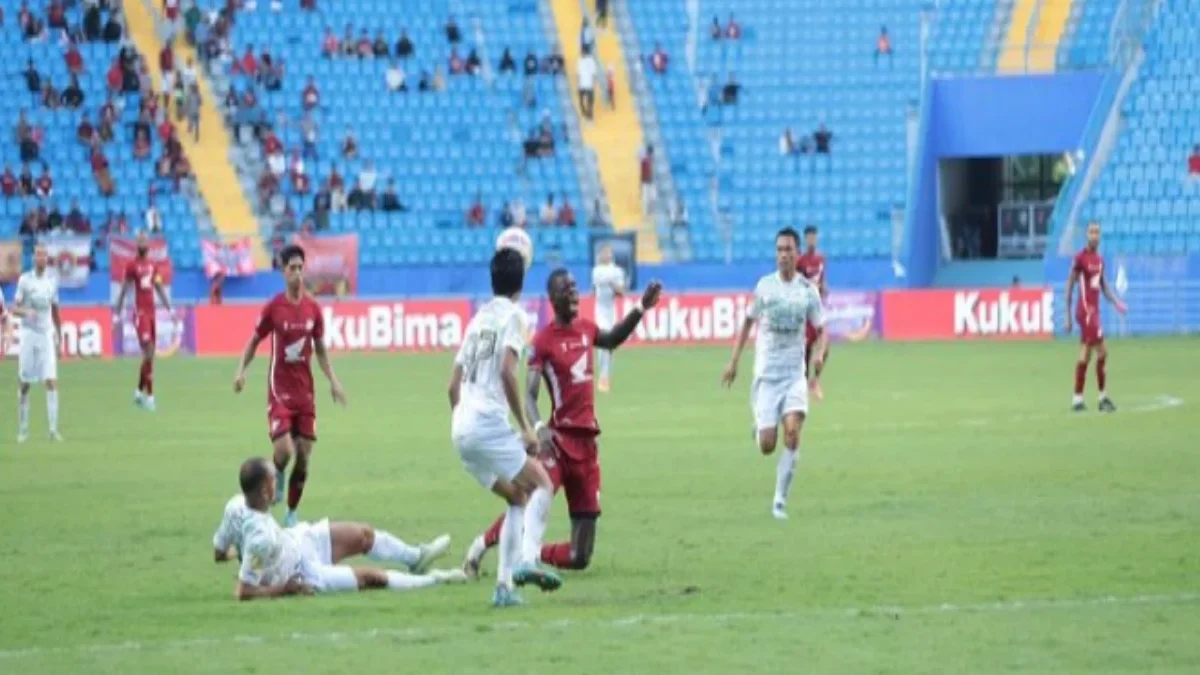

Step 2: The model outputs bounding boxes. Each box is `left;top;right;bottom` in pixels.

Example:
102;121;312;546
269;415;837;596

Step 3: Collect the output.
290;518;333;565
594;305;616;332
298;555;359;593
751;376;808;431
19;331;58;384
452;413;527;489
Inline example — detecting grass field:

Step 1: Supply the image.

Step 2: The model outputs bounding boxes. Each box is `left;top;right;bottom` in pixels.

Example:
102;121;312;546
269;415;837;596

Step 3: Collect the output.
0;338;1197;674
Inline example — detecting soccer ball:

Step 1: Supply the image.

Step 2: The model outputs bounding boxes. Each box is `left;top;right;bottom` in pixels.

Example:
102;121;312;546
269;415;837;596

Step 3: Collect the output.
496;227;534;269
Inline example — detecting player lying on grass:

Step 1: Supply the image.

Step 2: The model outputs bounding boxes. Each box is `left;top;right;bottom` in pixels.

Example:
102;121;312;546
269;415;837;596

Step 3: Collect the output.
461;271;662;577
222;457;466;600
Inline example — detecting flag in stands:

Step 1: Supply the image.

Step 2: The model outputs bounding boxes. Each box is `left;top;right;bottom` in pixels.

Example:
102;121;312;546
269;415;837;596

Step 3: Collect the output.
43;237;93;288
294;234;359;296
201;238;257;279
0;240;21;282
110;236;174;285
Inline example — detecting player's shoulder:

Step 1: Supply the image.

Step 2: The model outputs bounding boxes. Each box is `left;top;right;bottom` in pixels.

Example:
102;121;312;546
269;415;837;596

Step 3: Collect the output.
755;271;779;289
574;316;599;336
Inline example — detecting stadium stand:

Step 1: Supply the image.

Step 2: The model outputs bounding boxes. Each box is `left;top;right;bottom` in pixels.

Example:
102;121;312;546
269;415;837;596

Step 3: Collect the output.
2;1;203;271
623;0;920;263
191;0;596;267
1058;0;1120;69
927;0;1003;74
1074;0;1200;255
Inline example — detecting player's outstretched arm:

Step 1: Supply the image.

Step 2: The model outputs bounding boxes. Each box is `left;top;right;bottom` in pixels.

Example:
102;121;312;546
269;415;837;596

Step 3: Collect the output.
235;577;313;601
596;280;662;350
313;339;346;406
1063;268;1078;331
214;546;236;563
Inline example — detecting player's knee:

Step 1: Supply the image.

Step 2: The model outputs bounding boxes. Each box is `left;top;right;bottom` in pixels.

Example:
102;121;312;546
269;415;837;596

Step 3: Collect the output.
360;526;375;555
784;428;799;449
570;552;591;570
359;569;387;590
757;434;776;455
44;380;56;392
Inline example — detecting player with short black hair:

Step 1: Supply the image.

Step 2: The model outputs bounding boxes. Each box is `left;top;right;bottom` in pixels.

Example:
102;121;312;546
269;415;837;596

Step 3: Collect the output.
233;244;346;528
491;247;526;297
796;224;829;400
1064;221;1126;412
462;270;662;575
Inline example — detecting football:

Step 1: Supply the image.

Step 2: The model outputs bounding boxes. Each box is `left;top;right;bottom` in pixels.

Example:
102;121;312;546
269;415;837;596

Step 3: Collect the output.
495;227;534;269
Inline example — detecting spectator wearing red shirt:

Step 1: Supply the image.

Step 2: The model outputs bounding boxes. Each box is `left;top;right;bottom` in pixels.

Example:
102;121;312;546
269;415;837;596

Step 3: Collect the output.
35;167;53;199
557;197;576;227
107;60;123;92
235;45;258;77
1188;145;1200;175
302;76;320;109
466;193;485;226
65;199;91;234
649;43;668;75
160;40;175;78
725;14;741;39
356;30;372;58
1;166;17;197
77;113;95;144
341;128;358;159
262;129;283;156
65;41;84;75
640;144;656;214
875;26;893;67
322;26;338;57
47;1;65;29
449;48;465;75
163;0;180;22
327;164;346;210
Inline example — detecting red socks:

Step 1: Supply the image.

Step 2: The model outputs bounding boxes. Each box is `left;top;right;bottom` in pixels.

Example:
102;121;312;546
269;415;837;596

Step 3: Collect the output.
482;514;504;548
1096;357;1107;392
287;467;308;510
1074;361;1087;395
139;359;154;395
540;542;575;569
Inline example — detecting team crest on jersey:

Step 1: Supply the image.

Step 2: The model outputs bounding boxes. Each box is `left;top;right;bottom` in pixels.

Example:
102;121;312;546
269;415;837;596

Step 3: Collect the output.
305;320;314;331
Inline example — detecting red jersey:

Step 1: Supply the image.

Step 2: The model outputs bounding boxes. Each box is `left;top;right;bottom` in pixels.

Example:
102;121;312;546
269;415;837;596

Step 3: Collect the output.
1072;247;1104;317
796;250;827;297
124;257;160;314
529;319;601;455
255;293;325;413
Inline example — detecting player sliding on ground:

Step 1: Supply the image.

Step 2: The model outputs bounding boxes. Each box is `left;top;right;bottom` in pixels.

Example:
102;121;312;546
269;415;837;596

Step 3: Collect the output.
114;231;175;412
223;458;466;600
234;244;347;527
796;225;829;400
1064;221;1127;412
462;271;662;576
721;227;827;520
11;244;63;442
449;248;561;607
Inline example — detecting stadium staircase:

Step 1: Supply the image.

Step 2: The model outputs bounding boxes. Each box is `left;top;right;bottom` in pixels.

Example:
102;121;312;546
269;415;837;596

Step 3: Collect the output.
999;0;1074;73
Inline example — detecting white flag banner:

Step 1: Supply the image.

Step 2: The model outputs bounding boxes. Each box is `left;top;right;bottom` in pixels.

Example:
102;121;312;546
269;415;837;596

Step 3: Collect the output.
42;236;92;288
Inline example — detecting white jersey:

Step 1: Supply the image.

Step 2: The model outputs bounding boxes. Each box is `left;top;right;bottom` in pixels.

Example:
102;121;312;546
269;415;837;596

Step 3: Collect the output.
14;270;58;335
592;263;625;314
212;494;251;554
238;510;304;587
747;271;824;380
453;296;528;423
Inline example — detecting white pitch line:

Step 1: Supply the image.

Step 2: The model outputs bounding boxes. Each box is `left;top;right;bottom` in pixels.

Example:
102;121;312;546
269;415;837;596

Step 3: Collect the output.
2;591;1198;660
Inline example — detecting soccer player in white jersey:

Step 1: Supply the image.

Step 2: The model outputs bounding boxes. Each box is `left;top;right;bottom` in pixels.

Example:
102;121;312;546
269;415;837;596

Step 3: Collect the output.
449;248;562;607
591;245;626;392
11;244;63;442
228;458;467;600
721;227;827;520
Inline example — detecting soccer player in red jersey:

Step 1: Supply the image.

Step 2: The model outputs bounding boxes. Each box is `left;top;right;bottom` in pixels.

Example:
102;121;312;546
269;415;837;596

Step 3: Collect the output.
795;224;829;400
461;271;662;576
114;232;174;411
233;244;347;527
1064;221;1127;412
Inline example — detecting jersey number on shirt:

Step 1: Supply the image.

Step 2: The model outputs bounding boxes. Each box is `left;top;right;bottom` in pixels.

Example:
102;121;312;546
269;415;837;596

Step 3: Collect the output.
569;351;590;384
463;330;497;382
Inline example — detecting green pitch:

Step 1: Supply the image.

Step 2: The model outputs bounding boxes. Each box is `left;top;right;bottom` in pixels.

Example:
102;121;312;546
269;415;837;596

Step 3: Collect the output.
0;339;1197;674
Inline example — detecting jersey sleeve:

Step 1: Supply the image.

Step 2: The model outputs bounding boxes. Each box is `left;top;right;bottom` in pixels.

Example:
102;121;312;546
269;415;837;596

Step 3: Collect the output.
13;277;25;305
746;280;765;321
583;318;601;343
501;309;527;357
806;286;825;327
237;522;273;585
1071;253;1084;275
212;505;238;552
254;301;274;340
50;279;59;304
124;263;136;285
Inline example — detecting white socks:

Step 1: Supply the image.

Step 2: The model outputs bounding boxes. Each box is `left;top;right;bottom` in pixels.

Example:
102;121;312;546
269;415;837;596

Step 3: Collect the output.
18;389;29;434
385;570;437;590
367;530;421;568
598;349;612;380
521;487;552;566
497;503;525;588
46;390;58;433
774;447;799;505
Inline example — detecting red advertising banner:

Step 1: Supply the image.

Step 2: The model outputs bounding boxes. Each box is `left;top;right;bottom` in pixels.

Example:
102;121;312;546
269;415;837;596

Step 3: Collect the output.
110;236;174;285
880;288;1055;341
193;298;472;356
2;306;112;359
294;234;358;296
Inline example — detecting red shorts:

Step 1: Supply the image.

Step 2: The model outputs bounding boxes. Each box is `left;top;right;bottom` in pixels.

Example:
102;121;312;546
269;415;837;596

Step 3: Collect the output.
267;401;317;441
545;431;601;517
135;311;156;349
1077;310;1104;346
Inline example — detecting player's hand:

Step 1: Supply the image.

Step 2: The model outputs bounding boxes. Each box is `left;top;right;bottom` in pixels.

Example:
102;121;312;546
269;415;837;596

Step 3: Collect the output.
233;372;246;393
330;381;347;407
1114;300;1128;315
720;362;737;388
1062;316;1072;333
520;429;539;456
283;576;315;596
641;280;663;310
535;424;556;457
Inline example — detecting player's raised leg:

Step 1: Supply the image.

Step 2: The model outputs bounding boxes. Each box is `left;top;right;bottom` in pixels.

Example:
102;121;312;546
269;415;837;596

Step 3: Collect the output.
327;521;452;572
505;457;563;593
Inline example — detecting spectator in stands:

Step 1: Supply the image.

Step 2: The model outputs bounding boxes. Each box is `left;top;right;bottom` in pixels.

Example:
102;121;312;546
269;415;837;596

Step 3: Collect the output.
133;112;152;159
433;66;446;91
466;193;485;227
164;0;181;24
65;40;84;75
47;1;65;30
185;83;201;141
145;199;162;233
499;201;514;228
780;128;797;156
640;144;656;214
721;72;741;105
726;14;742;40
77;113;95;144
499;47;516;73
373;31;389;58
670;196;689;231
355;30;372;58
92;143;115;196
540;194;556;225
46;202;64;232
875;26;893;67
63;76;85;109
710;16;722;40
235;45;258;77
19;208;38;238
327;164;346;210
267;143;286;178
299;112;319;159
160;39;176;81
449;48;465;75
35;165;53;199
380;179;407;212
22;10;45;41
100;95;119;140
1188;145;1200;176
596;0;609;28
322;26;338;57
340;24;355;57
83;2;102;41
813;122;833;162
604;65;616;110
342;128;358;159
19;164;34;195
650;43;668;75
544;43;565;75
42;81;61;110
292;152;310;195
302;75;320;109
396;29;414;59
311;186;331;230
580;17;595;55
24;59;41;94
466;48;482;76
355;161;378;209
510;199;528;228
1;166;16;197
523;51;538;76
577;50;597;121
65;200;90;234
418;70;432;92
383;61;407;92
445;15;461;44
18;121;41;163
264;55;284;91
558;197;576;227
257;169;278;208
